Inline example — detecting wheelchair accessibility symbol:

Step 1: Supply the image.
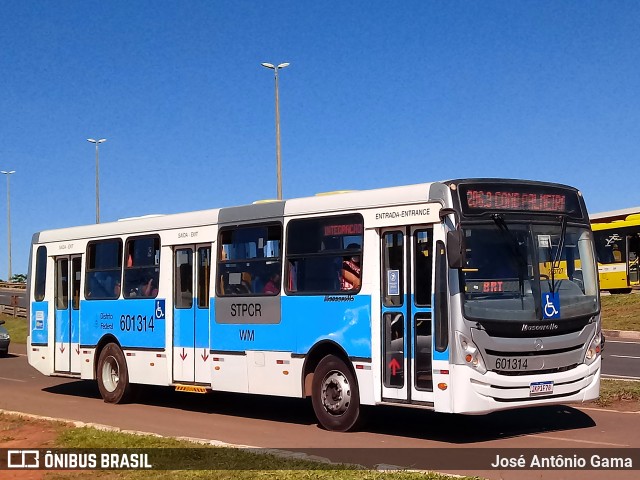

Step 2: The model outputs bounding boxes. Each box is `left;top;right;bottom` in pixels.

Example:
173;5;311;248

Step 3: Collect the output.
542;293;560;319
155;300;166;319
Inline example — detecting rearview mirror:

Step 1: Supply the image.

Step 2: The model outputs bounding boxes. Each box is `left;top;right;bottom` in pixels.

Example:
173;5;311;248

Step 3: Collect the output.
446;230;465;269
439;208;465;269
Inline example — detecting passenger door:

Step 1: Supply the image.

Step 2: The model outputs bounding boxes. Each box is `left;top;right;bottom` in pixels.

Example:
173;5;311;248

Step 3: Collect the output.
380;227;434;404
54;255;82;374
172;245;212;383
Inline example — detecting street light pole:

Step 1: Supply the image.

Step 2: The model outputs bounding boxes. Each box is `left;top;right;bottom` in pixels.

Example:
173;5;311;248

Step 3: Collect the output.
261;62;290;200
87;138;106;223
1;170;15;281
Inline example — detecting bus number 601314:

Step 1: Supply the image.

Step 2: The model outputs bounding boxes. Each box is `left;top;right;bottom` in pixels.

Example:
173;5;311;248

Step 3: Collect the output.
119;315;155;333
495;358;528;370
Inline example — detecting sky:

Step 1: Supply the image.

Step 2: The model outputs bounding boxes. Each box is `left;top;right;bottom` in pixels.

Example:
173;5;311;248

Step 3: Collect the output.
1;1;639;279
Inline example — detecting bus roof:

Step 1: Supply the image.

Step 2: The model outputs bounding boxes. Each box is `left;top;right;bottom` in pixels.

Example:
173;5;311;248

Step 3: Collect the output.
590;206;640;223
33;178;581;244
591;213;640;231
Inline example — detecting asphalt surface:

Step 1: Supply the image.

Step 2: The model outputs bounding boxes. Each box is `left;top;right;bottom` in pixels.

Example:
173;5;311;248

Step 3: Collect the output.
1;343;638;479
602;338;640;380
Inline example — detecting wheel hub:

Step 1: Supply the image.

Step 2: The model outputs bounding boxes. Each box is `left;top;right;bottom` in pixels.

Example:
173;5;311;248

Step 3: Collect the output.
101;355;120;393
321;370;351;415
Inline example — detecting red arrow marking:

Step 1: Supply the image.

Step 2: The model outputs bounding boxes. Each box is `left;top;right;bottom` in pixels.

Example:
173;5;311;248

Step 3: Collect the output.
201;349;209;362
179;348;188;361
59;344;65;354
389;358;401;376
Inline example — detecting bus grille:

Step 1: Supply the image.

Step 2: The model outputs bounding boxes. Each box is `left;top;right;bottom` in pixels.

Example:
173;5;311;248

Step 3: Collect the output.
485;344;583;357
494;364;579;376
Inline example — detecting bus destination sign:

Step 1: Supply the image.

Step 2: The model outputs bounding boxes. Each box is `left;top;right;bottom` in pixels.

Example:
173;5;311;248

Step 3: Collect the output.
459;184;579;215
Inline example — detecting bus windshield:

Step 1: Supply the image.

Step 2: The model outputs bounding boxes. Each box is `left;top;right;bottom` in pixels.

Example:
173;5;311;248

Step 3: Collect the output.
461;222;599;322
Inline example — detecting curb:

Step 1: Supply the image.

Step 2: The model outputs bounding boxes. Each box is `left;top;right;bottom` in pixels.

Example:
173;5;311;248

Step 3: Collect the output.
602;329;640;340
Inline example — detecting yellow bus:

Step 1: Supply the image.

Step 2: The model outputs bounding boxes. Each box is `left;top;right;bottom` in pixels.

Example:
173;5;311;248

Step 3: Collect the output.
592;214;640;293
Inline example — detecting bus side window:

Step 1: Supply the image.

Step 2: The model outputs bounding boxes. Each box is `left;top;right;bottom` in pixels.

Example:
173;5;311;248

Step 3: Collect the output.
85;239;122;300
34;246;47;301
123;235;160;299
285;214;364;295
217;224;282;297
197;247;211;308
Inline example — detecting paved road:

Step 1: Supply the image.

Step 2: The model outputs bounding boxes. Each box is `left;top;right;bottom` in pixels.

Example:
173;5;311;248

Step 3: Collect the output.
0;287;26;309
1;344;638;479
602;338;640;380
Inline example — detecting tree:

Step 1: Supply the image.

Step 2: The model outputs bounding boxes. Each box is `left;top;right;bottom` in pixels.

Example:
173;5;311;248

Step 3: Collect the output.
10;273;26;283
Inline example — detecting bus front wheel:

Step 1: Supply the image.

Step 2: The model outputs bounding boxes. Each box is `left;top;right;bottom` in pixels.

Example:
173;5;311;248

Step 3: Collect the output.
97;343;132;404
311;355;362;432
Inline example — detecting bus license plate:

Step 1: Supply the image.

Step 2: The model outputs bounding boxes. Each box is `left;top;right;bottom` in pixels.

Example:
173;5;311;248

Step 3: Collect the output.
530;381;554;396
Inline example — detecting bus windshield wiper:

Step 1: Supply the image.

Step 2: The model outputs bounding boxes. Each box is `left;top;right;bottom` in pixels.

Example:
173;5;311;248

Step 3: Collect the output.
491;214;526;299
548;215;568;293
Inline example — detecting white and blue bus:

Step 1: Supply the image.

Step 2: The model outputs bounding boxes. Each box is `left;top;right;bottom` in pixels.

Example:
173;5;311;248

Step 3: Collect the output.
27;179;601;431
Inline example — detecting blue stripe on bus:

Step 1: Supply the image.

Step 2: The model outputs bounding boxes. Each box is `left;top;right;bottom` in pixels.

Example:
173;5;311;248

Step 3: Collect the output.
31;301;48;345
79;299;166;349
173;304;209;349
173;307;194;347
209;295;372;358
54;309;69;344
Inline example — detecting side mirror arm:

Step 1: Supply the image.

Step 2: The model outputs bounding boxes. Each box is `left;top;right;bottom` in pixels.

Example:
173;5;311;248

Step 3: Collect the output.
439;208;465;269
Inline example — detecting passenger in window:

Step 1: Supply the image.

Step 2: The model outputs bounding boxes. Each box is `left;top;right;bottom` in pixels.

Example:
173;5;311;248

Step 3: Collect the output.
341;245;361;291
241;272;252;293
140;276;158;297
263;272;281;295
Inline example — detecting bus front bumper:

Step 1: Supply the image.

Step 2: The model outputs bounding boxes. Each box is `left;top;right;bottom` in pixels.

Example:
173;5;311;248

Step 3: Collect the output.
449;357;601;414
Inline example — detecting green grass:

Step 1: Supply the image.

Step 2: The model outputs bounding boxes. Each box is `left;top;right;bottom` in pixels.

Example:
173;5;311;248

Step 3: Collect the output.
596;378;640;407
0;313;28;344
600;294;640;331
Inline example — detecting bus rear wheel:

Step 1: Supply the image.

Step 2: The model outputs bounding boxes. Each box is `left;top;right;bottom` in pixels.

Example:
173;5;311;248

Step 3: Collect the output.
97;343;132;404
311;355;362;432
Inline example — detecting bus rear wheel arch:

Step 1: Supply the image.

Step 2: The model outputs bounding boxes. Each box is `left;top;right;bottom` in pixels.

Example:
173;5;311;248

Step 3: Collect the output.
96;342;132;404
311;354;363;432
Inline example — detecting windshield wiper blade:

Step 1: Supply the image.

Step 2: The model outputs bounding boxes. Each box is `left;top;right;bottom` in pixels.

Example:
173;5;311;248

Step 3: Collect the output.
549;215;568;294
491;214;526;299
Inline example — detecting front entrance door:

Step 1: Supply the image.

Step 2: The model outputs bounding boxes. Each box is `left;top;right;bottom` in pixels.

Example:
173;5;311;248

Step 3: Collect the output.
172;245;212;383
628;234;639;286
380;226;434;403
54;255;82;374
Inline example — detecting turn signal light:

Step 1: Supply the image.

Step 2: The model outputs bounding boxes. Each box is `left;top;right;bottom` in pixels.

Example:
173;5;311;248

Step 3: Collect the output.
438;383;448;391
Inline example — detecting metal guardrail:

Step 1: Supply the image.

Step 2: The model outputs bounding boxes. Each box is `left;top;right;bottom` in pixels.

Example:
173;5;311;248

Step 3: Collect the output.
0;281;26;289
0;304;27;318
0;283;27;318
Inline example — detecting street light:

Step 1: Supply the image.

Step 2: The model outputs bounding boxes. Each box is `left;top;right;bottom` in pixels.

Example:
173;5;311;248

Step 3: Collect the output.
87;138;106;223
261;62;290;200
1;170;15;281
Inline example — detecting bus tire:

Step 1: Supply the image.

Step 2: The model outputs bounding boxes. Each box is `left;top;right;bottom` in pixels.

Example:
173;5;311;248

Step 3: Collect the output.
97;343;132;404
311;354;362;432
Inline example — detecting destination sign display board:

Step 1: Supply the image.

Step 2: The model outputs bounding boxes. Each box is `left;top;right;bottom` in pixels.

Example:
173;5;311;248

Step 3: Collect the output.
458;183;582;216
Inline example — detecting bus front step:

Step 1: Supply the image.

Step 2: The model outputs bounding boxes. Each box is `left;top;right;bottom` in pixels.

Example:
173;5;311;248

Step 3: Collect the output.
174;384;209;394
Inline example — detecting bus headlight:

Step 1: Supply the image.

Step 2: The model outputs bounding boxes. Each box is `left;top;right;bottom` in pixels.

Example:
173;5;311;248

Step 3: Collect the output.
456;332;487;374
585;331;602;365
